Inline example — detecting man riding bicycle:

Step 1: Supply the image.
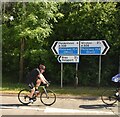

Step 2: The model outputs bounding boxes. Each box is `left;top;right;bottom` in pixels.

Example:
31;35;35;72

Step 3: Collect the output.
26;64;49;103
112;73;120;98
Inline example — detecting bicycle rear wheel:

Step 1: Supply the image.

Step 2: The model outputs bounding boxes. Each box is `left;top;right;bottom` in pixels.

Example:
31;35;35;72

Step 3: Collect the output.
18;89;31;105
101;89;117;105
40;89;56;106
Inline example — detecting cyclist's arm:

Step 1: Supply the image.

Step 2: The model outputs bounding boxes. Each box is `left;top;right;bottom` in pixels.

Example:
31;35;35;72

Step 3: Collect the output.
38;74;48;84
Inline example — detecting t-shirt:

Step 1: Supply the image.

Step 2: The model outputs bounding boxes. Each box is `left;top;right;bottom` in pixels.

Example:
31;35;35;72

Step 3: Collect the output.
26;68;40;84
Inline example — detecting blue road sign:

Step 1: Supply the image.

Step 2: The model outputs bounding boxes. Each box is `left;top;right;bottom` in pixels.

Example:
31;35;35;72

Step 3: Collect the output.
51;41;79;55
52;40;110;56
80;40;110;55
59;47;78;55
80;47;101;55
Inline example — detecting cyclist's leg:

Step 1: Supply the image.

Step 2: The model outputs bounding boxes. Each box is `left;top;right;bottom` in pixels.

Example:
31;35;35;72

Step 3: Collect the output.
35;79;41;90
28;82;35;99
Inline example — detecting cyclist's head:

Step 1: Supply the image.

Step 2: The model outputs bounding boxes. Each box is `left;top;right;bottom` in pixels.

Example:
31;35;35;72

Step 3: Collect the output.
39;64;45;72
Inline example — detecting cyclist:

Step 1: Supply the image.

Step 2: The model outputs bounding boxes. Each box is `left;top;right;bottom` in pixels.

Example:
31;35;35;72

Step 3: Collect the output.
112;73;120;98
26;64;49;103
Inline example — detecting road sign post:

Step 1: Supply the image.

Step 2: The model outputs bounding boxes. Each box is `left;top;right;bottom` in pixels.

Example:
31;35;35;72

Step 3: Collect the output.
51;40;110;87
51;41;80;88
61;63;63;88
80;40;110;86
98;55;102;86
75;63;78;88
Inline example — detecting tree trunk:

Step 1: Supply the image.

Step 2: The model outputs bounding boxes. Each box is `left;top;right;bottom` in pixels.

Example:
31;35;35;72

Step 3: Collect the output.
19;2;26;83
19;38;24;83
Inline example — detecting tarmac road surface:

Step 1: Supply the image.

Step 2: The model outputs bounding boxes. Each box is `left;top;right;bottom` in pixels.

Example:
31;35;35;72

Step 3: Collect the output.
0;94;120;116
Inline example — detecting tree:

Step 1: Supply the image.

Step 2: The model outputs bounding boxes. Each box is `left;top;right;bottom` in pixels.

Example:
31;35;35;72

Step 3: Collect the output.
2;2;63;82
2;2;120;86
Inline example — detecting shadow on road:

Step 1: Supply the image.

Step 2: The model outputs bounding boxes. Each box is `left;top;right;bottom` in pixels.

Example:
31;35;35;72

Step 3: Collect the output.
0;104;24;107
0;103;44;109
79;104;115;109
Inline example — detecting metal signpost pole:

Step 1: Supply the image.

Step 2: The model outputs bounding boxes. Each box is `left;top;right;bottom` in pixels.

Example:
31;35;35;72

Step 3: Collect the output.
98;55;102;86
61;63;63;88
75;63;78;87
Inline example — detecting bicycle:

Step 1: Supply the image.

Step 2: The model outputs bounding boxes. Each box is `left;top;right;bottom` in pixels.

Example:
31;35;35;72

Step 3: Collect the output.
18;83;56;106
101;87;120;105
101;74;120;105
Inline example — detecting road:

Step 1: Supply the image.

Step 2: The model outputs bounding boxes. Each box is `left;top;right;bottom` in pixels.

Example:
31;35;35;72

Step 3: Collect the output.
0;94;120;116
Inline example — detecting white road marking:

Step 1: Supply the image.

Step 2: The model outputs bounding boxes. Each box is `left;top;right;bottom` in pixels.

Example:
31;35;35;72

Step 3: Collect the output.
44;107;114;114
44;107;80;113
0;105;115;115
0;106;44;111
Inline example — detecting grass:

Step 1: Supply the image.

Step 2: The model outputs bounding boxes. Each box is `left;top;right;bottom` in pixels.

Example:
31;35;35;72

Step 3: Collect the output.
1;83;27;93
51;86;115;97
1;82;115;97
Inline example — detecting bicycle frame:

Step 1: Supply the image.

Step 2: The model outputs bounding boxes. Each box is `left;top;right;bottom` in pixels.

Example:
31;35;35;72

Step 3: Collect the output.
38;86;49;98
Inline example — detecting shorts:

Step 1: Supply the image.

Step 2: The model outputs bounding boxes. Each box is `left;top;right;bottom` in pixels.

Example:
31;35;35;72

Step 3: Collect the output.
28;82;35;89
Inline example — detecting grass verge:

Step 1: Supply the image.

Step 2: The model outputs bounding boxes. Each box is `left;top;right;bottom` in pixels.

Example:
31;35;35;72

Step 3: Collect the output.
1;83;115;97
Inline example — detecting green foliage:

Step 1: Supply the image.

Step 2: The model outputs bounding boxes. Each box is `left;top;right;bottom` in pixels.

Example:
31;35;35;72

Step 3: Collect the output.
50;2;120;86
2;2;61;75
63;64;75;85
2;2;120;86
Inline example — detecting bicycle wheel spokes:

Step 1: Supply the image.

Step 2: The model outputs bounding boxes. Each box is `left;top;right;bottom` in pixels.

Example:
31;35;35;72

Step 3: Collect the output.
40;90;56;106
101;89;117;105
18;89;31;105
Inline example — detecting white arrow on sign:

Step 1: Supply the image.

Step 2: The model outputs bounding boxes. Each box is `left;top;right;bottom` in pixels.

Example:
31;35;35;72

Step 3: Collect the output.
51;41;59;55
51;41;79;55
57;56;79;63
80;40;110;55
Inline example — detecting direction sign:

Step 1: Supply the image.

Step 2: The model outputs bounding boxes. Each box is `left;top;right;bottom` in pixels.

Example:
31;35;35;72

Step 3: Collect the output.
57;56;79;63
51;41;79;55
80;40;110;55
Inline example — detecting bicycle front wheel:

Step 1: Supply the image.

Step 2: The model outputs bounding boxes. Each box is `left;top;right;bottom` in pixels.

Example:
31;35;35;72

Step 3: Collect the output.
40;89;56;106
18;89;31;105
101;89;117;105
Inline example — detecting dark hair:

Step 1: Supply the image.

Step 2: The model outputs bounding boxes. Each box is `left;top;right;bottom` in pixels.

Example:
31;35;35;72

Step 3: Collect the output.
39;64;45;70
